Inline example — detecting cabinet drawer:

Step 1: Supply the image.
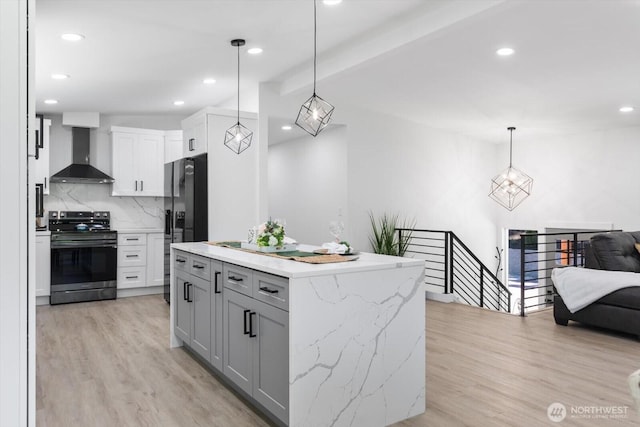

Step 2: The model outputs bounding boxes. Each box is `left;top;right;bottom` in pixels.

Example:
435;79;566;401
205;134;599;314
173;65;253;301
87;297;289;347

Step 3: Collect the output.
118;245;147;267
189;253;211;281
223;264;253;296
253;272;289;312
119;233;147;246
118;267;147;289
175;250;189;272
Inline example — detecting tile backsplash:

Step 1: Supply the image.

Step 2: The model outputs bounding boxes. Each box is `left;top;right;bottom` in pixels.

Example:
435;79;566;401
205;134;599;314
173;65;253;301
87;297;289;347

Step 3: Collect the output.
45;183;164;230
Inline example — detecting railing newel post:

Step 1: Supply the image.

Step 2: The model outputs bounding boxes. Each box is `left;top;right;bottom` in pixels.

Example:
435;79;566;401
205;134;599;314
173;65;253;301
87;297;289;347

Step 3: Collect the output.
520;233;526;317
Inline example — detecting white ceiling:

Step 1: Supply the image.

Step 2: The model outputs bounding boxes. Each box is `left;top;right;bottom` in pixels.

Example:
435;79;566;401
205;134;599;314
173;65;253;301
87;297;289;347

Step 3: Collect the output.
36;0;640;144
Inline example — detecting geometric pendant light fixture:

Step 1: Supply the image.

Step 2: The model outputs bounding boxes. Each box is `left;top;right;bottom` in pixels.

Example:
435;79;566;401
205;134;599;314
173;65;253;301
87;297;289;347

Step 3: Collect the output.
295;0;335;137
489;127;533;211
224;39;253;154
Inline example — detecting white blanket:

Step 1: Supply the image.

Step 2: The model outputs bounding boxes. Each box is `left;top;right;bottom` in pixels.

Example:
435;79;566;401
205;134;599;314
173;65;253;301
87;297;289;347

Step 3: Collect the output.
551;267;640;313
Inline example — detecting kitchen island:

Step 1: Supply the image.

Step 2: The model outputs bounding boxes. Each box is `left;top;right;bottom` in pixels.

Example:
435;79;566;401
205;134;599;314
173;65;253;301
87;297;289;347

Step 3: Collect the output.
170;242;425;427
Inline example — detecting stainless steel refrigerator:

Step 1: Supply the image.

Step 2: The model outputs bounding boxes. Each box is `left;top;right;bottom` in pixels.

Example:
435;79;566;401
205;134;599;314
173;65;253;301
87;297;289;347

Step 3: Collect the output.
163;154;208;303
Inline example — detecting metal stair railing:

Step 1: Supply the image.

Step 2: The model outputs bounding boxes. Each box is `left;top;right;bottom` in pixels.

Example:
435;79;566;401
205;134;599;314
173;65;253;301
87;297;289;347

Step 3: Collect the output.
397;228;511;313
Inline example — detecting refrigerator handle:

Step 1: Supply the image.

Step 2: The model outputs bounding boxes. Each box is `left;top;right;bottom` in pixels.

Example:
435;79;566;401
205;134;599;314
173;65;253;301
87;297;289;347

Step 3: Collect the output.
165;210;171;235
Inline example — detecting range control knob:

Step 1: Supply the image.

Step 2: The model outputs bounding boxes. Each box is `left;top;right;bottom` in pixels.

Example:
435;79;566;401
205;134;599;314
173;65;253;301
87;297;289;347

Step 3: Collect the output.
60;212;65;218
95;212;101;218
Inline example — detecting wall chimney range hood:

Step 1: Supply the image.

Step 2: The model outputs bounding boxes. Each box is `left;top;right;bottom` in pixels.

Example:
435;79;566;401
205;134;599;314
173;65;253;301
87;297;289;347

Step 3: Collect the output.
49;127;115;184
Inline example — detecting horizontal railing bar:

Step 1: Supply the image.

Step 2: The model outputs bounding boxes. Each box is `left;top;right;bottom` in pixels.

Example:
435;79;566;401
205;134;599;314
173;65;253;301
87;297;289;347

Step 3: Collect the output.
396;228;449;233
406;242;445;249
524;301;554;310
519;230;621;237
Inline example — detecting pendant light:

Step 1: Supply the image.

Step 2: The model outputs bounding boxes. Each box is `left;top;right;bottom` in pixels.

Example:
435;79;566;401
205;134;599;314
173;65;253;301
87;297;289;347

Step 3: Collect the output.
295;0;335;137
489;127;533;211
224;39;253;154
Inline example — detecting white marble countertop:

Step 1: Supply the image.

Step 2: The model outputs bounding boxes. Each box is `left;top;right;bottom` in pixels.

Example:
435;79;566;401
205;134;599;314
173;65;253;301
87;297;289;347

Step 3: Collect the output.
171;241;424;279
117;228;164;234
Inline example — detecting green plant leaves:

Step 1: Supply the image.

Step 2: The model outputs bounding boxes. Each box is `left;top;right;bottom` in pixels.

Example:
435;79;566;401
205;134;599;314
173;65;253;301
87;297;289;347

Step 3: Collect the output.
368;212;415;256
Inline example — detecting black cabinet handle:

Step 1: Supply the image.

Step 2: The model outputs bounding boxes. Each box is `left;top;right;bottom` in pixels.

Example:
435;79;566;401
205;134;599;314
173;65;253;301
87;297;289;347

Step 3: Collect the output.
183;281;188;301
126;254;138;258
135;180;138;191
126;238;139;241
35;129;40;160
176;258;186;263
228;275;243;282
126;276;138;279
36;114;44;148
243;309;251;335
189;138;195;151
44;177;47;189
214;271;221;294
187;283;193;302
249;312;256;338
192;264;204;270
141;180;144;191
259;286;279;294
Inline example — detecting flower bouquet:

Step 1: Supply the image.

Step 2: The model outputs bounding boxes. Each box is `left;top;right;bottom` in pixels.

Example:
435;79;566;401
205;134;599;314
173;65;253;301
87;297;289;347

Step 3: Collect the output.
256;219;285;248
242;219;297;253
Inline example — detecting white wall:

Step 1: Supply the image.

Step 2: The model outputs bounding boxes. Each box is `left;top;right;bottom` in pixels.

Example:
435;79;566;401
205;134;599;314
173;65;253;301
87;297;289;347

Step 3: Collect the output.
493;126;640;234
0;0;29;424
44;114;186;230
268;126;348;245
263;81;500;266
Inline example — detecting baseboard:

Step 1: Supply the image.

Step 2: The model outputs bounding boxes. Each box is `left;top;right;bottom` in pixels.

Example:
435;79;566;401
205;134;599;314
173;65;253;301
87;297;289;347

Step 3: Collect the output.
36;295;50;306
426;291;457;303
117;286;163;298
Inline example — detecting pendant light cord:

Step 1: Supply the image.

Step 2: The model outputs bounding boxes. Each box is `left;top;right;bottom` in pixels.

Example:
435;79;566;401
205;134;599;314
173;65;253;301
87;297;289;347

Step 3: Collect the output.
508;127;515;168
313;0;317;95
237;42;240;125
509;129;513;167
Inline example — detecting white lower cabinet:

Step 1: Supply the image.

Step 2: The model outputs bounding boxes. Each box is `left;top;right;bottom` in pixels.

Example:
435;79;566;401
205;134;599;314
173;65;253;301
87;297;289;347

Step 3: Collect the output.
118;267;146;289
146;233;164;287
117;232;164;291
35;234;51;298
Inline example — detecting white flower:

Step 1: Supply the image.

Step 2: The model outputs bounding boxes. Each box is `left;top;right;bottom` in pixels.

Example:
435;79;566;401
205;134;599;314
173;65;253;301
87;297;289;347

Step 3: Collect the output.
268;236;278;246
258;223;266;234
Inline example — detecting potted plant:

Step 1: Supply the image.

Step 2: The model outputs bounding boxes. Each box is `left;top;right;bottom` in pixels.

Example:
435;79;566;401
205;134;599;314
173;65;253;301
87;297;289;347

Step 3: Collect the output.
368;212;415;256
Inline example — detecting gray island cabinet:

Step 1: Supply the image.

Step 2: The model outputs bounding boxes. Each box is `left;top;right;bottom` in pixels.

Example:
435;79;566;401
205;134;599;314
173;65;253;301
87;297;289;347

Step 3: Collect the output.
170;242;425;427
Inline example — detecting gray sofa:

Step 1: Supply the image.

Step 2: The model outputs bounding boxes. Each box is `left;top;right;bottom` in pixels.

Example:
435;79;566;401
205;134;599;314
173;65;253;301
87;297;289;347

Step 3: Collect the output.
553;231;640;338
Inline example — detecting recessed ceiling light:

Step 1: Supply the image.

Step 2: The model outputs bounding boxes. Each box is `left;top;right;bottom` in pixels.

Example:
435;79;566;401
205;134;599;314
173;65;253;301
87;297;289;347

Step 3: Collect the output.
51;73;70;80
619;106;634;113
44;99;58;105
203;78;216;84
323;0;342;5
247;47;263;55
281;125;292;131
173;100;185;106
496;47;515;56
61;33;85;42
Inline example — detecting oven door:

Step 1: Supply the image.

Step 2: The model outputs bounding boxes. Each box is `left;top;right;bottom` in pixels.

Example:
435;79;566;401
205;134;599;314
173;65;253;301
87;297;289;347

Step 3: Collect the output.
51;241;117;290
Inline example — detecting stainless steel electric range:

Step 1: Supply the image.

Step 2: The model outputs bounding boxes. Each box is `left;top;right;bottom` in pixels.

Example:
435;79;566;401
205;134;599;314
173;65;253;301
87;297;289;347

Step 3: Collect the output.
49;211;117;305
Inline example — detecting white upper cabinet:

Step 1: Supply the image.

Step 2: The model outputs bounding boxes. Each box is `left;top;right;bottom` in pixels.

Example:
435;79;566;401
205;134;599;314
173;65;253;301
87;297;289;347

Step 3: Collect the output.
164;130;183;163
182;112;207;157
111;126;164;197
34;118;51;194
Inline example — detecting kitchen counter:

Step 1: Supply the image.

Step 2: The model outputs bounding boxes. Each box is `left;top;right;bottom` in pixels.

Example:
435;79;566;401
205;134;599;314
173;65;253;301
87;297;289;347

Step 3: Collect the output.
171;241;424;278
170;242;426;427
35;230;51;236
117;228;164;234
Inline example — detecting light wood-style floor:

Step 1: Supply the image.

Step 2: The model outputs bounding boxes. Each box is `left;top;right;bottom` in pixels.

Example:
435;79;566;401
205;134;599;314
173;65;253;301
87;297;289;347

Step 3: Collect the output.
37;296;639;426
